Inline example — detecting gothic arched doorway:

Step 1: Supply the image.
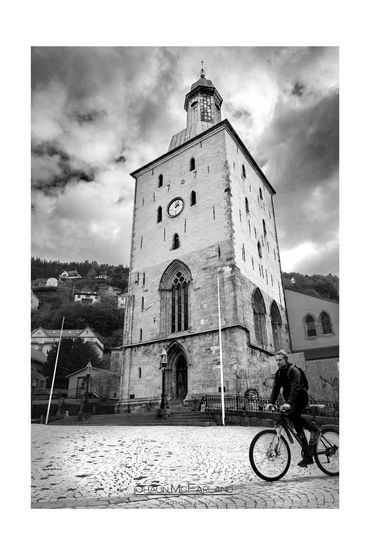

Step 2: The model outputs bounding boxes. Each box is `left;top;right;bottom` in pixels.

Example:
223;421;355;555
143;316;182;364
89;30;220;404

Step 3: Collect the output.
175;354;188;399
166;342;188;400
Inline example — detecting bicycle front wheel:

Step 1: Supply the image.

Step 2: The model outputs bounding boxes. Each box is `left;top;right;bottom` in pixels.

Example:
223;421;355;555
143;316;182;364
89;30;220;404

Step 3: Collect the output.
314;425;339;476
249;430;291;481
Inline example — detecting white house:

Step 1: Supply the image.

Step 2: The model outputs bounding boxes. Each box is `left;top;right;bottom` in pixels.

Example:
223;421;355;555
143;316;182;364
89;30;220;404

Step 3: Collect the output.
31;327;104;358
284;288;339;403
46;277;58;287
74;291;101;304
59;270;81;280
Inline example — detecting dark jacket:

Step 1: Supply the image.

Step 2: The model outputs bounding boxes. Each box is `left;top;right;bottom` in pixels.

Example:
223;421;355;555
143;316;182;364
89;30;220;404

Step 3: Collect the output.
269;363;306;406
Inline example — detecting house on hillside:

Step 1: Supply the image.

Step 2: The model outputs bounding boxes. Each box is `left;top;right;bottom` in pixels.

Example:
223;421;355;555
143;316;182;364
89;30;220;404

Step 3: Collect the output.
59;270;81;280
94;274;110;282
46;277;58;287
74;291;101;304
98;286;123;307
66;362;120;400
31;327;104;358
284;288;339;402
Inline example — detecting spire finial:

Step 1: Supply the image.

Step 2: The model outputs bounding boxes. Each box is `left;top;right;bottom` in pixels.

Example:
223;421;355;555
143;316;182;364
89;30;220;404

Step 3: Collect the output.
200;60;205;79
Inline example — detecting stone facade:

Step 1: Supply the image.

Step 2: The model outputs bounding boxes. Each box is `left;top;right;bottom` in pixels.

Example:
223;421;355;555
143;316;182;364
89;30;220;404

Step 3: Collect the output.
121;72;290;403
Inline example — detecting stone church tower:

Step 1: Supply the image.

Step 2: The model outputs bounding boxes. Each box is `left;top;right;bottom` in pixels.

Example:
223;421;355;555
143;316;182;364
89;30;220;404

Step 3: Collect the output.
121;67;290;404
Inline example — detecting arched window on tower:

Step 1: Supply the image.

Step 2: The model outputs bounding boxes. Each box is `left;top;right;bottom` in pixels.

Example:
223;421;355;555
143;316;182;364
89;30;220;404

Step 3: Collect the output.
259;187;263;200
305;314;317;337
320;311;332;334
159;261;192;334
263;219;267;236
158;174;163;188
257;241;262;258
157;206;162;223
252;288;267;348
190;191;197;206
172;233;180;250
271;301;282;352
242;164;246;179
189;158;195;171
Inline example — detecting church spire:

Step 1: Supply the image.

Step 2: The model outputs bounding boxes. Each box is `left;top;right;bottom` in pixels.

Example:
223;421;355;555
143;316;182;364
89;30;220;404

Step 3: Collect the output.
200;60;206;79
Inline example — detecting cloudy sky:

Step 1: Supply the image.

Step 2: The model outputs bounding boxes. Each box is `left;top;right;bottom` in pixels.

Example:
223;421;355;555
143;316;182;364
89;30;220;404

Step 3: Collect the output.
31;46;339;275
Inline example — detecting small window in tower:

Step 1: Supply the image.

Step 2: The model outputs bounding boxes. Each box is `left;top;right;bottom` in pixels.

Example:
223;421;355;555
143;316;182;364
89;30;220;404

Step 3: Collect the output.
138;367;142;379
143;272;145;286
141;297;144;310
259;187;263;200
158;174;163;188
263;219;267;236
157;206;162;223
242;164;246;179
245;197;249;213
242;244;246;261
140;236;143;249
172;233;180;250
190;158;196;171
139;328;143;341
191;101;198;109
218;244;221;258
257;241;262;258
190;191;197;206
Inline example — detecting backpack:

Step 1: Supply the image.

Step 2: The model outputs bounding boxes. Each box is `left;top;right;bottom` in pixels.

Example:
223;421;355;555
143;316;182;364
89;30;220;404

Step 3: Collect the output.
288;364;309;391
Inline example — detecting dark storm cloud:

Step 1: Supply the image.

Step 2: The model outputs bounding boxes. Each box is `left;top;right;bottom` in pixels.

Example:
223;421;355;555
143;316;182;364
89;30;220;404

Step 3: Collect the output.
75;109;106;124
259;91;339;253
32;143;95;192
232;108;252;120
291;81;305;96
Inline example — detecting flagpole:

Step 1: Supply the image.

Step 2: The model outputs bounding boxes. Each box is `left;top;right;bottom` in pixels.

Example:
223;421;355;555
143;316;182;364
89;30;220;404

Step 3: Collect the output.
45;317;65;425
217;272;225;427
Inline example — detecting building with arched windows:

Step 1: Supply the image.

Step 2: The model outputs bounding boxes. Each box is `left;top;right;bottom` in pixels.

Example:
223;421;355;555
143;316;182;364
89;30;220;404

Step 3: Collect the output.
121;68;290;403
284;288;339;401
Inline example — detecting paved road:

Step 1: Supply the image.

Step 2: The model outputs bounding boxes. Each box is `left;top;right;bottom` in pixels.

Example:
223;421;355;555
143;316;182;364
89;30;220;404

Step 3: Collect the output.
31;424;339;509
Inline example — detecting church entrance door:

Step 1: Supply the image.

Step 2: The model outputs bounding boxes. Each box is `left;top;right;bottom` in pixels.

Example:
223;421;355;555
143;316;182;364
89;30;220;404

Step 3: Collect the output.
175;354;188;399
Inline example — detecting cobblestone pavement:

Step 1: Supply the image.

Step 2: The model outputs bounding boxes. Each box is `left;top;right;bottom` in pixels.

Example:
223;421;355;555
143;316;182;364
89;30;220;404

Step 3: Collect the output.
31;424;339;509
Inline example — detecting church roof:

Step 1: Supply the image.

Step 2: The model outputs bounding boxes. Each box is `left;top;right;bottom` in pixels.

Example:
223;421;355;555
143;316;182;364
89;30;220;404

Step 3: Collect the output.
190;77;215;91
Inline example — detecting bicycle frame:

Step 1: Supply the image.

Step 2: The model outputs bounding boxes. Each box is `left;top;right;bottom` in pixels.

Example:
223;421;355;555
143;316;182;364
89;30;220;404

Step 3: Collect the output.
274;413;306;448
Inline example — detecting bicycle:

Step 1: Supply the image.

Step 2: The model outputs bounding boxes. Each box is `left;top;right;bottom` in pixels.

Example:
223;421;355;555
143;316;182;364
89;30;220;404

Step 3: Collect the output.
249;405;339;482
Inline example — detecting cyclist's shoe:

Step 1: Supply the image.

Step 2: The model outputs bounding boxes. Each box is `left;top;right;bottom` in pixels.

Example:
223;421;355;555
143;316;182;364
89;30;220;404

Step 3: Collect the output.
297;456;314;467
309;430;320;445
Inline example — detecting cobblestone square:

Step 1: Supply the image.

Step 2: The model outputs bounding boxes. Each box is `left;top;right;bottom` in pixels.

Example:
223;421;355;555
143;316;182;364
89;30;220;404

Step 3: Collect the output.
31;424;339;509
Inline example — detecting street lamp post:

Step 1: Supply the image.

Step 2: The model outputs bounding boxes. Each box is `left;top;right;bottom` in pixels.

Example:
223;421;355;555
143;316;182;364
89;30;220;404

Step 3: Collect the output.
31;379;37;420
84;372;91;416
158;347;169;417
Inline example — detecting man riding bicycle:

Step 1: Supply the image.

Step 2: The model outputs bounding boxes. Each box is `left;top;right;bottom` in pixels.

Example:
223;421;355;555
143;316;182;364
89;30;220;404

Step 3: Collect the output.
266;350;320;467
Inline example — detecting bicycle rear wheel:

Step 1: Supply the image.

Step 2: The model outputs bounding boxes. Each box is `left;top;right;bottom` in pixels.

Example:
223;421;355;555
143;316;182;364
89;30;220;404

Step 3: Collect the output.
249;430;291;481
314;425;339;476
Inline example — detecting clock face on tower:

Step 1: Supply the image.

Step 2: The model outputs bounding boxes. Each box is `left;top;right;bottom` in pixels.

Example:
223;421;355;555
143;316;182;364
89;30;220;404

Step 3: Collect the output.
167;197;184;217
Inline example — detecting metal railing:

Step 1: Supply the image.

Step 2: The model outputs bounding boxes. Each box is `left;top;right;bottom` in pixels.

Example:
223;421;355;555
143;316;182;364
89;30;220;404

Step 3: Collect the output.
205;394;339;418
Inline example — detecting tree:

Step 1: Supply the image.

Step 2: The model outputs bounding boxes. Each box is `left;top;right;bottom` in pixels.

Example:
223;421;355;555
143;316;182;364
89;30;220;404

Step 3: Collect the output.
43;338;102;388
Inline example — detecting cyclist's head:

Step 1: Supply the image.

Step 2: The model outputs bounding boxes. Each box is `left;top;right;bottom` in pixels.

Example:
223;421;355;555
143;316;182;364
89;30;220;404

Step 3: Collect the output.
275;350;289;368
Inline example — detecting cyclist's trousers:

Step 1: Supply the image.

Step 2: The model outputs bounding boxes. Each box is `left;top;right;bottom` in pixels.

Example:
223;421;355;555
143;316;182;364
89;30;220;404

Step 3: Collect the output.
287;391;319;445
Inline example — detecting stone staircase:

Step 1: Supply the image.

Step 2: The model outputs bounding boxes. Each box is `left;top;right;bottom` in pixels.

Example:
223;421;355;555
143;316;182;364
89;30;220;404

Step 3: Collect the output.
49;400;217;427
